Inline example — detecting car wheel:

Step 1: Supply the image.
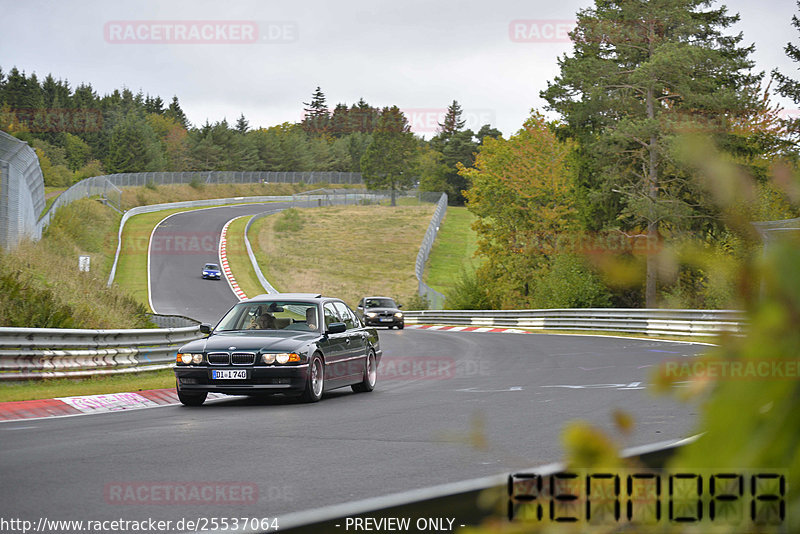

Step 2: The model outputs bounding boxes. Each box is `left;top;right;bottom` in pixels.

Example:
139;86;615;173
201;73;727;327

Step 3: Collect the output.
387;325;393;329
177;384;207;406
300;353;324;403
398;323;404;330
352;350;377;393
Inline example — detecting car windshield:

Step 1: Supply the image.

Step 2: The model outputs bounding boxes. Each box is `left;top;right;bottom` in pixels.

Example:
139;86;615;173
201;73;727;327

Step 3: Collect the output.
365;298;396;308
216;301;319;332
203;264;219;270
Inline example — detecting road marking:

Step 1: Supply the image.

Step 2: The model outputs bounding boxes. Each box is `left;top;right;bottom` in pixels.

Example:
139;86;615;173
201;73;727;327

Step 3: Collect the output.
219;216;249;301
541;382;646;390
456;386;524;393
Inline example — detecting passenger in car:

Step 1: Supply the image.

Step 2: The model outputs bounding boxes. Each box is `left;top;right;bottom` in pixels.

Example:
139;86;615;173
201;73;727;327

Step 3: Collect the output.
283;307;318;331
250;308;276;329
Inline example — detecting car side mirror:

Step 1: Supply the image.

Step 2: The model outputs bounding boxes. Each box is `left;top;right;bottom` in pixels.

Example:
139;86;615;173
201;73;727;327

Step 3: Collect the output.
398;304;403;308
199;323;212;334
327;322;347;334
356;305;363;309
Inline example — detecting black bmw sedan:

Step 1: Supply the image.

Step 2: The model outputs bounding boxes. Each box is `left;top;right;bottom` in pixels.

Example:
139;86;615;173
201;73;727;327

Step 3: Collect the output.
174;293;381;405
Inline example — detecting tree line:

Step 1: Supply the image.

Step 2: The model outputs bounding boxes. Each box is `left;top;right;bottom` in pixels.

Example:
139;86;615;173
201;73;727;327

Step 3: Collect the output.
0;70;497;202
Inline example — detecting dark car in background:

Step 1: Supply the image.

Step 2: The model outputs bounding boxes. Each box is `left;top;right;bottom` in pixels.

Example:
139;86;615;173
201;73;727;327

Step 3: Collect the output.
174;293;381;405
201;262;221;280
357;296;404;329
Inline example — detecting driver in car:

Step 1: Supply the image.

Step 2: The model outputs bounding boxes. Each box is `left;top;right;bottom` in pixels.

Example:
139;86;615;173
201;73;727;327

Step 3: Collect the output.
249;307;276;330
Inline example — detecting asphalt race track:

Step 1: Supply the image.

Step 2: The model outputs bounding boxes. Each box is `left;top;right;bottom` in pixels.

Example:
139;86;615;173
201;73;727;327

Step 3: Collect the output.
148;202;299;323
0;204;709;529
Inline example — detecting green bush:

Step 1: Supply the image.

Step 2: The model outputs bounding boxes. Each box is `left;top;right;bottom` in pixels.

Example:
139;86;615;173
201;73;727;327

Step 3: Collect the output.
274;208;304;233
189;176;205;190
402;293;430;311
0;269;77;328
533;253;612;308
445;267;491;309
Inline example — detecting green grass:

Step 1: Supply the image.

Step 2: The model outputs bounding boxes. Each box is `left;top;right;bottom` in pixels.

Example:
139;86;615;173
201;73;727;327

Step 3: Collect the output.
249;215;284;292
42;186;68;214
0;370;176;403
113;208;198;309
225;215;268;298
424;206;481;295
247;204;435;308
378;194;431;207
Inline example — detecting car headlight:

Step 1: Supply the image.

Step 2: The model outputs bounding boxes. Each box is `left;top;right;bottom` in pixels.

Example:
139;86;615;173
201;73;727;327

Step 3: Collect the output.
192;354;203;364
263;353;300;364
395;312;403;318
366;312;378;318
177;353;195;364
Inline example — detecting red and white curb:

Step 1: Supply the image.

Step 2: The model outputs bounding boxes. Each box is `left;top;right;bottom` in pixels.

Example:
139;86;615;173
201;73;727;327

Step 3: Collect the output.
219;217;248;301
407;324;531;334
0;389;227;422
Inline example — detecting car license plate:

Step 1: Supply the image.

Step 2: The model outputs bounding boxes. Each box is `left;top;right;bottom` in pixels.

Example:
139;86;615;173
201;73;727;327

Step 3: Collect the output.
212;370;248;379
380;318;393;322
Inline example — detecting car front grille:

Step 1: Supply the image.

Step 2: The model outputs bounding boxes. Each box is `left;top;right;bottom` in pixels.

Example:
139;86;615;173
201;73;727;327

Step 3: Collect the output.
207;352;230;365
231;352;256;365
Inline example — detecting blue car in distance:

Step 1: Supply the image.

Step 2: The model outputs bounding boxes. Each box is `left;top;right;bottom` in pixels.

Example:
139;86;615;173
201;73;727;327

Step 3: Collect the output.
202;263;221;280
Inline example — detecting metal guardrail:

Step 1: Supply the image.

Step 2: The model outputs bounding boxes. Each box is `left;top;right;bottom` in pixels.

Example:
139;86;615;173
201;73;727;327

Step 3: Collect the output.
415;193;448;309
403;308;746;337
0;323;204;380
146;314;202;329
244;209;282;295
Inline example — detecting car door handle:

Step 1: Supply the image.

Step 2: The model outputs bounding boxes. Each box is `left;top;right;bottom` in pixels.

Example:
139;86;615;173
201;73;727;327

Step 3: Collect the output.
345;338;351;344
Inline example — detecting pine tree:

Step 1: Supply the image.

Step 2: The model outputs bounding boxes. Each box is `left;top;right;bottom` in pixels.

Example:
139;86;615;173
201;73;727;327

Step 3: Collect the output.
360;106;417;206
106;113;166;172
144;95;165;115
235;113;249;134
437;100;466;139
541;0;762;307
330;103;350;136
426;100;492;205
301;86;330;135
773;1;800;141
348;98;378;133
165;96;189;129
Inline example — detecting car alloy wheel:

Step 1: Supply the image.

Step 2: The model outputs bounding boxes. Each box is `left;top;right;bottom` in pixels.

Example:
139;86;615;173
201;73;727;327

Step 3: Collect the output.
352;350;376;393
301;354;324;402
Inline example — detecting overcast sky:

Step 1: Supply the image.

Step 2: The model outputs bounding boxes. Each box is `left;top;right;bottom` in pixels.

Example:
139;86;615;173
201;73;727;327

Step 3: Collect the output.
2;0;798;137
